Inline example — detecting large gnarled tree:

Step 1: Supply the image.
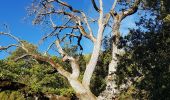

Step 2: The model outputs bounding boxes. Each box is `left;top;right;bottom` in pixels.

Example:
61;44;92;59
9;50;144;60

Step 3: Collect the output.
0;0;141;99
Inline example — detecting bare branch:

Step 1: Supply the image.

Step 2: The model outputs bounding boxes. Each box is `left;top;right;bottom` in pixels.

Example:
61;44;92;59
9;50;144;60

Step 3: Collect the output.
77;25;96;42
56;0;81;13
91;0;100;12
40;10;77;18
37;1;96;43
0;44;20;50
0;32;21;44
41;18;72;41
0;32;28;52
109;0;118;19
55;40;80;79
87;16;97;23
111;0;118;11
44;41;55;55
81;12;96;42
55;40;66;57
99;0;104;24
47;0;81;13
31;54;71;78
50;11;96;42
120;0;140;20
55;40;76;62
14;54;31;61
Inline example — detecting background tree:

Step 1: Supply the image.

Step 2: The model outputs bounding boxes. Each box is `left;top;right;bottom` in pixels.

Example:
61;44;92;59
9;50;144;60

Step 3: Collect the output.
113;0;170;99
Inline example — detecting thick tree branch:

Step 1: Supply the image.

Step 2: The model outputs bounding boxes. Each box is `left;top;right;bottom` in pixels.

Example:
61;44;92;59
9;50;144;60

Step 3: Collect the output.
14;54;31;61
31;54;71;78
82;0;105;91
55;40;80;79
81;12;96;42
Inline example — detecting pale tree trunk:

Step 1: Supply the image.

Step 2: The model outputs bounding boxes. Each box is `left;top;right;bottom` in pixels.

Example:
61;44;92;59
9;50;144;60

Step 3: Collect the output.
98;0;140;99
106;19;121;97
98;21;121;100
70;1;105;99
82;25;104;91
82;1;105;99
68;78;97;100
98;44;121;100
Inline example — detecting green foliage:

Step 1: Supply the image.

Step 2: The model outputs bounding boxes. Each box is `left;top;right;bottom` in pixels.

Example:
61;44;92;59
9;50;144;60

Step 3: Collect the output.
57;88;75;97
0;60;26;80
0;91;8;100
63;45;79;57
51;56;72;73
115;1;170;99
89;51;111;96
117;28;170;99
8;41;39;60
0;91;25;100
90;75;106;96
0;44;74;98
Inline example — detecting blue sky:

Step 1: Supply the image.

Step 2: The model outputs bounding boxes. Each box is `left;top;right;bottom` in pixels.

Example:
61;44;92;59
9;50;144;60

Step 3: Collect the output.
0;0;137;59
0;0;44;58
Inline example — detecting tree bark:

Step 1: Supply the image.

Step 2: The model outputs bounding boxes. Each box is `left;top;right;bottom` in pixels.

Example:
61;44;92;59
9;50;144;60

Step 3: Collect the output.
98;15;121;100
82;0;104;92
98;1;140;99
98;41;121;100
68;78;97;100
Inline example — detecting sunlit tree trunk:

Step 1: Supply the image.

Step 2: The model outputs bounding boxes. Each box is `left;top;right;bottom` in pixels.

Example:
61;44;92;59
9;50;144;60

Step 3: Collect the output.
99;0;140;99
98;18;121;99
68;79;97;100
